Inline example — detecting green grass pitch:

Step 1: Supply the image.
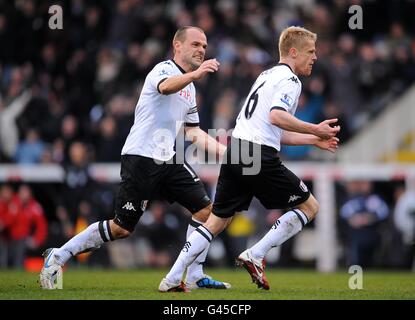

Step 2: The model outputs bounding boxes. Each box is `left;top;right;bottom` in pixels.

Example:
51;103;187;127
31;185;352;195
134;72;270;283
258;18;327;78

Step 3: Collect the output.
0;268;414;300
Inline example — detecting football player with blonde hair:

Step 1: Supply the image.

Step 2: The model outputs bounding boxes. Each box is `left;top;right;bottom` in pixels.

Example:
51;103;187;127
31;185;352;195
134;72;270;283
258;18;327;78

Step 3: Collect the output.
161;26;340;291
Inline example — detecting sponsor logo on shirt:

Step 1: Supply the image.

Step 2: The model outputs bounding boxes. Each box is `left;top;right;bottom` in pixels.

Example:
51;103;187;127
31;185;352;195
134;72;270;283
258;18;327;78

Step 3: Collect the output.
179;89;193;103
158;69;171;76
280;93;293;107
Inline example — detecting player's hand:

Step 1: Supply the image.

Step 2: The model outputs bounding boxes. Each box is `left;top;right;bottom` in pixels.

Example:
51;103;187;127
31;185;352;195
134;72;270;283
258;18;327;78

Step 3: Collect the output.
314;118;340;139
315;136;339;153
192;59;220;80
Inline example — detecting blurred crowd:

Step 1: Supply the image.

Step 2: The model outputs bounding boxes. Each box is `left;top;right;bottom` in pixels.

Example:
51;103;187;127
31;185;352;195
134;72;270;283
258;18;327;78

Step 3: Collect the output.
1;178;414;271
1;0;415;163
1;0;415;270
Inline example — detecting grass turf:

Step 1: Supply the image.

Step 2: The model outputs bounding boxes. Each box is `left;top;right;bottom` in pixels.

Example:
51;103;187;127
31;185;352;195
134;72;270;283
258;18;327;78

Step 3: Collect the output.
0;268;414;300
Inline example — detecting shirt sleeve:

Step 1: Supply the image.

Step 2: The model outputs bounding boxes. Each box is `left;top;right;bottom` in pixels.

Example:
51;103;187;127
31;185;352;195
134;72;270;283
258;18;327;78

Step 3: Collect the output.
148;62;175;93
270;78;300;113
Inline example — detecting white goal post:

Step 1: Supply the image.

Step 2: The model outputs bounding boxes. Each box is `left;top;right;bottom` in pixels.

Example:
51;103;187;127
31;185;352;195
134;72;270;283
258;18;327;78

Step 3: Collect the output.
1;162;414;272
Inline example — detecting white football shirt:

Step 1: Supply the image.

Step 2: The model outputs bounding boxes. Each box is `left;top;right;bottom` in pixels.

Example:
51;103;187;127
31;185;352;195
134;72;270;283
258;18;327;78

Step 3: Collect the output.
121;60;199;161
232;63;301;151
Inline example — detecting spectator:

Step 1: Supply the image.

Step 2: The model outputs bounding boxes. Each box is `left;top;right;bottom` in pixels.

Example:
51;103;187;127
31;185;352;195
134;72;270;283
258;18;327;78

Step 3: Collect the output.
326;52;362;131
13;128;45;164
393;184;415;270
0;184;17;268
95;116;122;162
60;115;82;162
8;185;47;268
357;42;391;112
340;180;389;268
59;141;94;224
0;90;32;159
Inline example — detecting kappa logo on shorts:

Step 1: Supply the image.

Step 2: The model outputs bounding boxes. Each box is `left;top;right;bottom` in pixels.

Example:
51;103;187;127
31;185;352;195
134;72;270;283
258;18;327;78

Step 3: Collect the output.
288;195;302;203
122;202;136;211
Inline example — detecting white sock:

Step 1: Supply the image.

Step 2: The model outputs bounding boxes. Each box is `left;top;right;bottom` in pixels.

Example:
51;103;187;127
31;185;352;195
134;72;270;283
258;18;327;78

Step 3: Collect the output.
185;218;210;283
54;220;114;266
166;225;213;284
250;209;309;260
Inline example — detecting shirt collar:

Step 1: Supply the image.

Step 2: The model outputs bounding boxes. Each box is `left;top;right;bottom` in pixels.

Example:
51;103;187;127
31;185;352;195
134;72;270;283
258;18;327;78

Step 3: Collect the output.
276;62;294;73
171;59;186;74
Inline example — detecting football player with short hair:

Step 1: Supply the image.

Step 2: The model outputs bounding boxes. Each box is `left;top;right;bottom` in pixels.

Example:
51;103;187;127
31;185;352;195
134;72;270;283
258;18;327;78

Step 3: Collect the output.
160;26;340;291
40;26;230;291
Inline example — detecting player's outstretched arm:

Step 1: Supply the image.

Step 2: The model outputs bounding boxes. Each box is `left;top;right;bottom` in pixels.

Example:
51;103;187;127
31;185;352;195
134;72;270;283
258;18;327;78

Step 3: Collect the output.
281;131;339;153
270;109;340;139
158;59;220;95
185;126;227;157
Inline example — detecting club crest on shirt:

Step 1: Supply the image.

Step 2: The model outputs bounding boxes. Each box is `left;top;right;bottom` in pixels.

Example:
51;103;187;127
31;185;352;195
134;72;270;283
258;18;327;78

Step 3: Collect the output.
280;93;293;107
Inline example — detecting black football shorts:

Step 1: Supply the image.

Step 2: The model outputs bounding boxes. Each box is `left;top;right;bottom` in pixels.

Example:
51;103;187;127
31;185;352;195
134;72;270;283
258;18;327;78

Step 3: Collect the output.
114;155;211;232
213;138;310;218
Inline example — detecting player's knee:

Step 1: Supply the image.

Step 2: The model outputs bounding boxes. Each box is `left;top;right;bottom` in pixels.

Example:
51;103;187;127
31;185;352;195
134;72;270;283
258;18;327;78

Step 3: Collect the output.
204;213;231;236
193;203;212;223
298;194;319;221
306;195;319;220
110;220;131;239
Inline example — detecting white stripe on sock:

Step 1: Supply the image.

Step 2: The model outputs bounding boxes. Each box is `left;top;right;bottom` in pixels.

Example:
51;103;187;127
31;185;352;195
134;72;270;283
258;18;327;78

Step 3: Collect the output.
197;226;213;242
293;208;309;225
187;218;203;238
103;221;111;242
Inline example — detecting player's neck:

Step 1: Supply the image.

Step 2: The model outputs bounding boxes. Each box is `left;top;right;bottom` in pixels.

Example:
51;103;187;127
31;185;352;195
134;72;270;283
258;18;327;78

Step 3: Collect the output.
172;57;192;73
278;59;297;75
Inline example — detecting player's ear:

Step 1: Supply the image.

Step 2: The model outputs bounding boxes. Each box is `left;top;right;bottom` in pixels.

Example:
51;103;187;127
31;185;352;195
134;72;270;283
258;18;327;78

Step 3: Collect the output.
289;47;298;58
173;40;181;53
